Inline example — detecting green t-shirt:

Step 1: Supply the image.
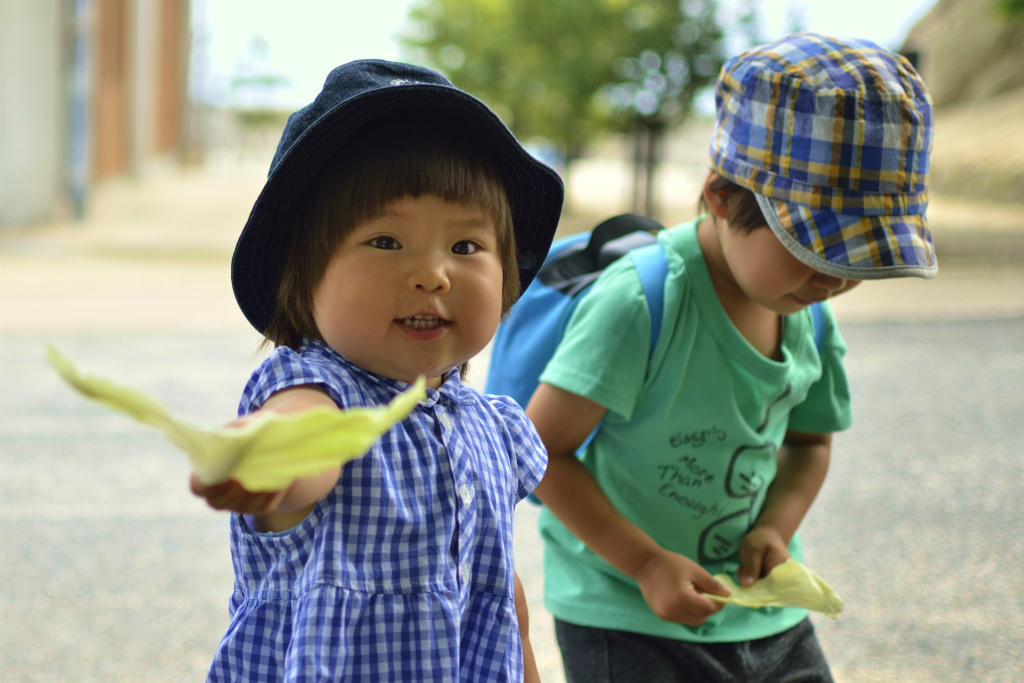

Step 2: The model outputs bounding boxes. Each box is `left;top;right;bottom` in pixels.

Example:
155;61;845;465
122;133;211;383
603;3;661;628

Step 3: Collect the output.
538;219;853;643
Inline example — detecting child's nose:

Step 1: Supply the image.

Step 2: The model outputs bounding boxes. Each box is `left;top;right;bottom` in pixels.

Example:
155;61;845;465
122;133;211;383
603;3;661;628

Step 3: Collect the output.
409;255;451;293
809;271;861;298
810;272;848;290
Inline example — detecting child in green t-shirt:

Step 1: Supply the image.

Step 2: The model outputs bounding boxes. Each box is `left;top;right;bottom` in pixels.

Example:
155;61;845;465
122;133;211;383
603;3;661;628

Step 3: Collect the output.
526;33;936;682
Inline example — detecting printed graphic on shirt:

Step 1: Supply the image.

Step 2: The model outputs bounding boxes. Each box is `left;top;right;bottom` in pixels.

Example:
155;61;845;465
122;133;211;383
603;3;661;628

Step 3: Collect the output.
697;385;792;564
655;447;724;521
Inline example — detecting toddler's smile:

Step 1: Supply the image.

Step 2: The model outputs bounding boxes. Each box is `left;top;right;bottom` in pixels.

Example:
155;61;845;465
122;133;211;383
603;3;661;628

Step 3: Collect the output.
401;315;446;330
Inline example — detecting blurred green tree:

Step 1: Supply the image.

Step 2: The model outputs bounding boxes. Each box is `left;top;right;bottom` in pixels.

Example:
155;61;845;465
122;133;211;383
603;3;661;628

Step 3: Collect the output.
994;0;1024;18
404;0;725;218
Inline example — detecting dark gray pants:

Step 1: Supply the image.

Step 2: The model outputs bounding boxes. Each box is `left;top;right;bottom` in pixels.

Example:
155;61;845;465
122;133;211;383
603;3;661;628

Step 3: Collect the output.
554;617;834;683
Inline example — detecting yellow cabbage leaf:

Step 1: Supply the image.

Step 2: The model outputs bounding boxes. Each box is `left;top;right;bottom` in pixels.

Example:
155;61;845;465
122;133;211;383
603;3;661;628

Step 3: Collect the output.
45;344;425;492
705;558;844;618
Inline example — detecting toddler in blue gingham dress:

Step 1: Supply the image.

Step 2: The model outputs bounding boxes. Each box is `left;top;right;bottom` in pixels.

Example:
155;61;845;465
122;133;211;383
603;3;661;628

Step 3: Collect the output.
190;60;563;682
210;343;544;681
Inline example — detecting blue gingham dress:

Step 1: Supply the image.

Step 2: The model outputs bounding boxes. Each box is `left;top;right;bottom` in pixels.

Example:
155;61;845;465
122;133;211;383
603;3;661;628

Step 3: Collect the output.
206;340;547;682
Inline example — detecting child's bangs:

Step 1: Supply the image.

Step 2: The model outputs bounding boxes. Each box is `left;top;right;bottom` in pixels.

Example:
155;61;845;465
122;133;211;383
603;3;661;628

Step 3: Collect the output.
336;124;509;231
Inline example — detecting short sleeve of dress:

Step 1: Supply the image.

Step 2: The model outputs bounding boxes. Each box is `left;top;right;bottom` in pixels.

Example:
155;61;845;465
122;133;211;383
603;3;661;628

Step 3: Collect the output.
539;258;653;421
787;303;854;434
484;394;548;504
237;346;346;417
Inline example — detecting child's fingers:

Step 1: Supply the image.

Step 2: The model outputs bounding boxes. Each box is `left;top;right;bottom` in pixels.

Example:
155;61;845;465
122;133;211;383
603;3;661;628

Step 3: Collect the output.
189;471;210;496
189;472;235;502
738;534;792;586
637;553;729;625
221;488;277;514
694;570;732;598
760;546;792;577
738;545;766;587
679;583;729;623
190;474;284;514
202;480;249;511
647;586;725;625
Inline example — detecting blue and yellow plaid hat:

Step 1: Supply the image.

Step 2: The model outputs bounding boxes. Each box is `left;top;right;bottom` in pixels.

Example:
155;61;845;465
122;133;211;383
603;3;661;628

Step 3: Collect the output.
710;32;937;279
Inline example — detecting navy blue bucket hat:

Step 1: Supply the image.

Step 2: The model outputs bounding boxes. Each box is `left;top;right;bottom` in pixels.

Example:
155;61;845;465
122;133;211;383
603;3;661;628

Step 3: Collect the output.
232;59;565;334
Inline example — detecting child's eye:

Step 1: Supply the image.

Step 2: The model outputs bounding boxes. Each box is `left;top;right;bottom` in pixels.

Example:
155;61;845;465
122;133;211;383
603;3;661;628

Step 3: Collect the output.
368;236;401;250
451;240;480;255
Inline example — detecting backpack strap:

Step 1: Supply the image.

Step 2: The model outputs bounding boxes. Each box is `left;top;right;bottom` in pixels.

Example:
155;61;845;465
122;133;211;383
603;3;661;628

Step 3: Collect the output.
629;242;669;355
565;242;667;465
808;301;825;356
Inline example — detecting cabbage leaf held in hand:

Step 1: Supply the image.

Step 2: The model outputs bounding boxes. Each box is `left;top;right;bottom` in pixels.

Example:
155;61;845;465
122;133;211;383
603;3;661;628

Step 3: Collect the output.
704;558;844;618
45;344;425;492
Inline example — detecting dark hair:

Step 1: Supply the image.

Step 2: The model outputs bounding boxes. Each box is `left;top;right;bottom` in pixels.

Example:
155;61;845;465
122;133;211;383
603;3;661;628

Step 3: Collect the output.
698;174;767;233
263;118;518;362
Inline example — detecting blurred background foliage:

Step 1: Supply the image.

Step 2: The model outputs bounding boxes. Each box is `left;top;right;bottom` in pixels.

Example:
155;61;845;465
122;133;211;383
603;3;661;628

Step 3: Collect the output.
994;0;1024;17
404;0;729;216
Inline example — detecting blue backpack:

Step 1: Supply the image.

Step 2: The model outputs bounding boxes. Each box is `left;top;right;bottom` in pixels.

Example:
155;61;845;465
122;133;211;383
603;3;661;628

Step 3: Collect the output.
485;214;825;409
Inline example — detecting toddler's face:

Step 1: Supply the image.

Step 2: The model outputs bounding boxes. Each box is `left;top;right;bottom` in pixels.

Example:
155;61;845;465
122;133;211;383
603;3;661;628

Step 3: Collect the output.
718;223;861;314
312;194;504;389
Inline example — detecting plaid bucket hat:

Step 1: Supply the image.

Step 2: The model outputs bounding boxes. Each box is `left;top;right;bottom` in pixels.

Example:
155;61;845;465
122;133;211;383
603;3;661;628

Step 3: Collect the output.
232;60;565;334
709;32;936;279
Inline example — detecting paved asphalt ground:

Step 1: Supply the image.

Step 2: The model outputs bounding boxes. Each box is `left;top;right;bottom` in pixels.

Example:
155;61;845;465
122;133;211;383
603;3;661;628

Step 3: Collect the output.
1;158;1022;682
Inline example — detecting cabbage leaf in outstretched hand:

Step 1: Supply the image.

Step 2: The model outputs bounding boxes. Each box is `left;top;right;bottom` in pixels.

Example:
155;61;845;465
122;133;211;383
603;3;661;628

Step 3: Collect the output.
45;344;425;491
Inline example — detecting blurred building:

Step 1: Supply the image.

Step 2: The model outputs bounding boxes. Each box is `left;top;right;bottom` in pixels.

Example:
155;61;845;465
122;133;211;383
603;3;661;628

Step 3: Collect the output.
901;0;1024;205
0;0;191;227
902;0;1024;107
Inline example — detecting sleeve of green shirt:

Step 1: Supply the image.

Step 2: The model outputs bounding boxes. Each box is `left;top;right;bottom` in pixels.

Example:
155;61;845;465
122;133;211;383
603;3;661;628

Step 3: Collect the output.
786;302;854;434
540;258;653;421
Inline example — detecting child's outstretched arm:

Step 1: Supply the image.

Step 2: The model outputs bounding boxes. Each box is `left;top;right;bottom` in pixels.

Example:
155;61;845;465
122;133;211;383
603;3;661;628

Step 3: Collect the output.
189;385;343;531
737;429;831;586
528;383;731;626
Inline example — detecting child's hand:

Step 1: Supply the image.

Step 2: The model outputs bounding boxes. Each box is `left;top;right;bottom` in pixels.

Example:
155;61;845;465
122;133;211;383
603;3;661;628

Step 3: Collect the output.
186;413;290;515
189;472;287;515
633;548;731;626
737;527;791;587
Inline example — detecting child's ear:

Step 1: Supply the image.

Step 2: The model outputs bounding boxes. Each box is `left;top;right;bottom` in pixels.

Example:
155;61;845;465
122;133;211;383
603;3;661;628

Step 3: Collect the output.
702;173;730;220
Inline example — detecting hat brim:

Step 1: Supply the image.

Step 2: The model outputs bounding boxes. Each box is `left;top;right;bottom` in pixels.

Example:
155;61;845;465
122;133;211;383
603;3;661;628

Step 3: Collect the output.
755;194;938;281
232;82;564;334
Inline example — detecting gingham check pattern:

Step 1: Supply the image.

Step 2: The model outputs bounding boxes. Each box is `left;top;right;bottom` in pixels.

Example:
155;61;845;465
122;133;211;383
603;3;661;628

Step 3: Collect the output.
710;32;936;278
206;341;546;682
